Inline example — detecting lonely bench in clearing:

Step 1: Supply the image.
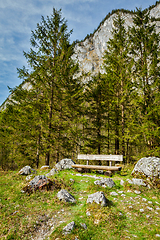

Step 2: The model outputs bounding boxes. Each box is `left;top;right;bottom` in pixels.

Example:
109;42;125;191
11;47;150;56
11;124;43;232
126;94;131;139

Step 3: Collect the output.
72;154;123;172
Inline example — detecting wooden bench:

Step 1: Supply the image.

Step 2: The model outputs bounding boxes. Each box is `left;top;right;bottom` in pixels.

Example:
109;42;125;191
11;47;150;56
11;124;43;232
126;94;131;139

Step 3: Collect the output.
72;154;123;171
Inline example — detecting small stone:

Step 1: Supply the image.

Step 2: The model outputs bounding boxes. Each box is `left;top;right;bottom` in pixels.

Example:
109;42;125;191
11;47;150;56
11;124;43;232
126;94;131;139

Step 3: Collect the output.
140;209;144;212
148;201;153;204
120;180;125;186
63;221;75;235
110;192;118;196
156;207;160;211
146;215;150;218
80;223;87;229
26;175;33;181
142;198;147;201
79;197;83;200
129;206;133;209
127;179;133;184
76;173;82;176
118;191;123;194
134;190;141;195
147;206;153;211
155;234;160;237
121;194;126;197
70;178;75;182
86;211;91;216
119;212;123;216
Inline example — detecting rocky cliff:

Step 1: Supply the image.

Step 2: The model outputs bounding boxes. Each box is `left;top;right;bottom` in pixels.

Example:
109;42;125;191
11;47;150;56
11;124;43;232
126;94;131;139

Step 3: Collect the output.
72;3;160;75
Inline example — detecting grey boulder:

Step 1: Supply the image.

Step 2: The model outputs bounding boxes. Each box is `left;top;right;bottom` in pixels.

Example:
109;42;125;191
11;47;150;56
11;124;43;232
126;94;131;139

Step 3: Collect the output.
55;158;75;171
132;157;160;178
19;166;36;175
29;175;48;189
87;191;108;207
94;178;115;188
46;168;58;177
57;189;76;203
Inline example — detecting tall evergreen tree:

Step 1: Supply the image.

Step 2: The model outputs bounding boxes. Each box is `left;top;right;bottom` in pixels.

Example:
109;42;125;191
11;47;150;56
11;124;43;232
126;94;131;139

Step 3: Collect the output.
84;73;107;156
17;8;82;166
103;13;133;159
129;8;160;154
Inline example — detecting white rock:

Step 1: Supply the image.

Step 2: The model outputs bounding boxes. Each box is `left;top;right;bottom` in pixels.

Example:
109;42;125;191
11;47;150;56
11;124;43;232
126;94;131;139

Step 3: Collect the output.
142;198;147;201
120;180;125;186
86;211;91;216
155;234;160;237
140;209;144;212
134;190;141;195
147;206;153;211
132;156;160;178
110;192;118;196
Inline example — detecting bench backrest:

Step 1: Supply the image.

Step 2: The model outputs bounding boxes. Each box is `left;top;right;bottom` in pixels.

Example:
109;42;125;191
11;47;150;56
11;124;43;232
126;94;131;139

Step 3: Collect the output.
78;154;123;162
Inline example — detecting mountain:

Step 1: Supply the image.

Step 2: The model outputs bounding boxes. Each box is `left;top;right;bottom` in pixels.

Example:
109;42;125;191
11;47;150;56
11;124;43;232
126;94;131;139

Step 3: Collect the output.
72;3;160;75
1;2;160;110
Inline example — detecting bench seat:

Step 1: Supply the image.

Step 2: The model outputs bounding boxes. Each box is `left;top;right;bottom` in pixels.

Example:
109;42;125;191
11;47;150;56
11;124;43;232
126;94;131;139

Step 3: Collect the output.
72;164;121;171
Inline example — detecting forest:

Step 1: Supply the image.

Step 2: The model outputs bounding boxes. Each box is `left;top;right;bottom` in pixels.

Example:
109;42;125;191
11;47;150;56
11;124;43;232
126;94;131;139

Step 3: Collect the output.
0;8;160;170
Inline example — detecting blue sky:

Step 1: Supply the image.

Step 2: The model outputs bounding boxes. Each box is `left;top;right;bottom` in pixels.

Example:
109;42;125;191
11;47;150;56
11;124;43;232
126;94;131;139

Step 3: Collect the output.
0;0;157;105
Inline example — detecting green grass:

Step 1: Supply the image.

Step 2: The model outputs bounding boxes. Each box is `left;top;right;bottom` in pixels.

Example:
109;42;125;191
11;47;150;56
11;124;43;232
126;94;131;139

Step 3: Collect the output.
0;168;160;240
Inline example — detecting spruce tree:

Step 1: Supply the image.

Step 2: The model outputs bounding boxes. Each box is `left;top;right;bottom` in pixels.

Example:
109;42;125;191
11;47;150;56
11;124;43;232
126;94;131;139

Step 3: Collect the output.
17;8;82;165
129;8;160;154
103;13;133;159
84;73;107;157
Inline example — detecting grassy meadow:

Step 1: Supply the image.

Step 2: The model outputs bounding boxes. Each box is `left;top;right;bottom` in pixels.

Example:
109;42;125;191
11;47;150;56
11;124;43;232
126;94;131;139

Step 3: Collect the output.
0;166;160;240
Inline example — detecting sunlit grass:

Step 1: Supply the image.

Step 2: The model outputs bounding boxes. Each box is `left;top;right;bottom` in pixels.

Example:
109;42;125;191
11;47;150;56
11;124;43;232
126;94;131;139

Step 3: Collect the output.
0;168;159;240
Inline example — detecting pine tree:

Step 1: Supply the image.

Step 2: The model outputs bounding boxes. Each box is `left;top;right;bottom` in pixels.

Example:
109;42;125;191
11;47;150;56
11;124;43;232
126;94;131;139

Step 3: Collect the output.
103;13;133;159
84;73;107;157
129;8;160;154
17;8;82;166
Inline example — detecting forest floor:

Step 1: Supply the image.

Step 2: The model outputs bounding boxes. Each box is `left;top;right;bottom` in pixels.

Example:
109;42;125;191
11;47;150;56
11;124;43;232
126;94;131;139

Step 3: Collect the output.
0;165;160;240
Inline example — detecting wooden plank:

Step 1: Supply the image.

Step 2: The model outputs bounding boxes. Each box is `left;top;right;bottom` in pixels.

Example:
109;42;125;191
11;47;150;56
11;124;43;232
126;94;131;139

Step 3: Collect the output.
72;164;121;171
78;154;123;161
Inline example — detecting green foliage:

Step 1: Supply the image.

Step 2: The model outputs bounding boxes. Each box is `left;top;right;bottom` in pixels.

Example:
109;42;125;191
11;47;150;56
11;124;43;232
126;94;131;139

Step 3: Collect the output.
0;6;160;169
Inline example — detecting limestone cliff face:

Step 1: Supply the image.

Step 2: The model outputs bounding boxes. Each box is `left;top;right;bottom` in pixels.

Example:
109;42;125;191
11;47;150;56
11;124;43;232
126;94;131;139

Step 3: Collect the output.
72;4;160;75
